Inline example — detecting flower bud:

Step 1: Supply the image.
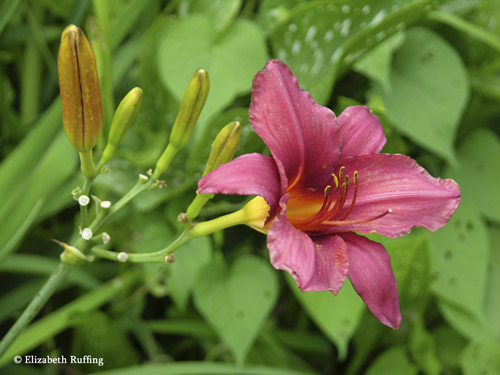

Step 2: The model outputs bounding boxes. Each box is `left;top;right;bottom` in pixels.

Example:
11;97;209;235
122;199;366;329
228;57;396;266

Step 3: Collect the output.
58;25;103;152
98;87;143;167
151;69;209;180
203;121;241;176
169;69;210;150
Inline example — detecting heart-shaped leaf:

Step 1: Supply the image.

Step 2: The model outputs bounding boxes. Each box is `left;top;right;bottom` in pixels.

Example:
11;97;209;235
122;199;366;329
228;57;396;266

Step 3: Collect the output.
373;27;468;165
158;14;267;130
194;255;278;365
286;274;364;359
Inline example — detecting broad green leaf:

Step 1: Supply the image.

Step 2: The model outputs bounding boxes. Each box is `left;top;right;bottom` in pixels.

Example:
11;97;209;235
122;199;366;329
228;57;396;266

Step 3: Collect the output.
445;128;500;223
353;32;406;92
373;27;468;164
365;346;418;375
158;14;267;132
88;362;316;375
383;235;430;314
169;236;212;312
286;274;364;360
179;0;242;32
485;225;500;341
429;203;489;318
270;0;440;104
0;0;22;36
460;340;500;375
193;255;278;365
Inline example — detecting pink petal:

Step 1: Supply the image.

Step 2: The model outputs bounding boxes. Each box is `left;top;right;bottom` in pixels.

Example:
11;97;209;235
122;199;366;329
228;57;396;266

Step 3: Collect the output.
267;195;349;294
250;60;341;190
342;232;401;329
337;106;386;157
198;153;281;215
326;154;460;237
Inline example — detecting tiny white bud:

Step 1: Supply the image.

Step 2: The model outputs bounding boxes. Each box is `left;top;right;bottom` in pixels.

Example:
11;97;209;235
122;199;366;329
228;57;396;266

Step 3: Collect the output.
78;195;90;206
165;254;176;264
147;168;153;176
139;174;149;181
81;228;93;240
102;232;111;244
388;208;393;213
100;200;112;209
117;252;128;262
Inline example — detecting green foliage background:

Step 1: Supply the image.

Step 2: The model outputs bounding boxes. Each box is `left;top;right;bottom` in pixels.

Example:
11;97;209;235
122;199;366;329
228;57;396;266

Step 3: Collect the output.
1;0;499;374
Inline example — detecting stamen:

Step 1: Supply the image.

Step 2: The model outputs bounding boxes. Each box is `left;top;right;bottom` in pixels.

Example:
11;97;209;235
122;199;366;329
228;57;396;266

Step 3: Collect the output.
322;208;392;226
338;170;358;221
331;173;339;188
327;176;349;221
338;166;345;181
324;185;331;196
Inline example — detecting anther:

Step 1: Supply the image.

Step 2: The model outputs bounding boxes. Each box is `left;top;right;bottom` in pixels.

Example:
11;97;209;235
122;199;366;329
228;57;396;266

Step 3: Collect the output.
324;185;331;196
339;166;345;181
331;174;339;188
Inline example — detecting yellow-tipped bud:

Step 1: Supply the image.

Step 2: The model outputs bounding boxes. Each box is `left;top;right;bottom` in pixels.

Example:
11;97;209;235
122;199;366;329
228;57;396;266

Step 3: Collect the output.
241;196;271;233
169;69;210;150
58;25;103;152
98;87;143;168
203;121;241;176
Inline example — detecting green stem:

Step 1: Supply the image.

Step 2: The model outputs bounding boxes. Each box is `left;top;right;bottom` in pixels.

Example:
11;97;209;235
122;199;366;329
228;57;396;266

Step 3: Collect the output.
79;149;96;178
0;262;73;357
91;230;190;263
80;176;92;227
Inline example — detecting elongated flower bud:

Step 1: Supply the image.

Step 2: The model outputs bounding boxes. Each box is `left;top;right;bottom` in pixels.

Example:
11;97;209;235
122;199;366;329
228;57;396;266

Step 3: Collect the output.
185;121;242;221
152;69;209;179
169;69;210;149
98;87;143;168
58;25;103;152
203;121;241;176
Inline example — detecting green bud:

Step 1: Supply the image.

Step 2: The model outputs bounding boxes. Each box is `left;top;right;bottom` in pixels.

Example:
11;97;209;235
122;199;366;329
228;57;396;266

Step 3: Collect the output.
169;69;210;149
152;69;209;179
203;121;241;176
98;87;143;169
185;121;241;220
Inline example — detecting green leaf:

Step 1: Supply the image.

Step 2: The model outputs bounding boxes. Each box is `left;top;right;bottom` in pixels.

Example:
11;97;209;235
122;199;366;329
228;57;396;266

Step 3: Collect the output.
445;128;500;223
409;319;442;375
179;0;242;32
353;32;406;92
432;326;468;371
373;27;468;164
88;362;316;375
158;14;267;131
0;271;140;366
72;311;139;371
428;202;490;339
460;340;500;375
383;235;430;314
270;0;440;104
485;225;500;341
193;255;278;365
365;346;418;375
286;274;364;360
169;236;212;312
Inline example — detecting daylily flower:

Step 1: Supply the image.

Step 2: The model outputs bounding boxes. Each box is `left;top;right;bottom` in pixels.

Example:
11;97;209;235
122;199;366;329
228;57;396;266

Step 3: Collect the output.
197;60;460;329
